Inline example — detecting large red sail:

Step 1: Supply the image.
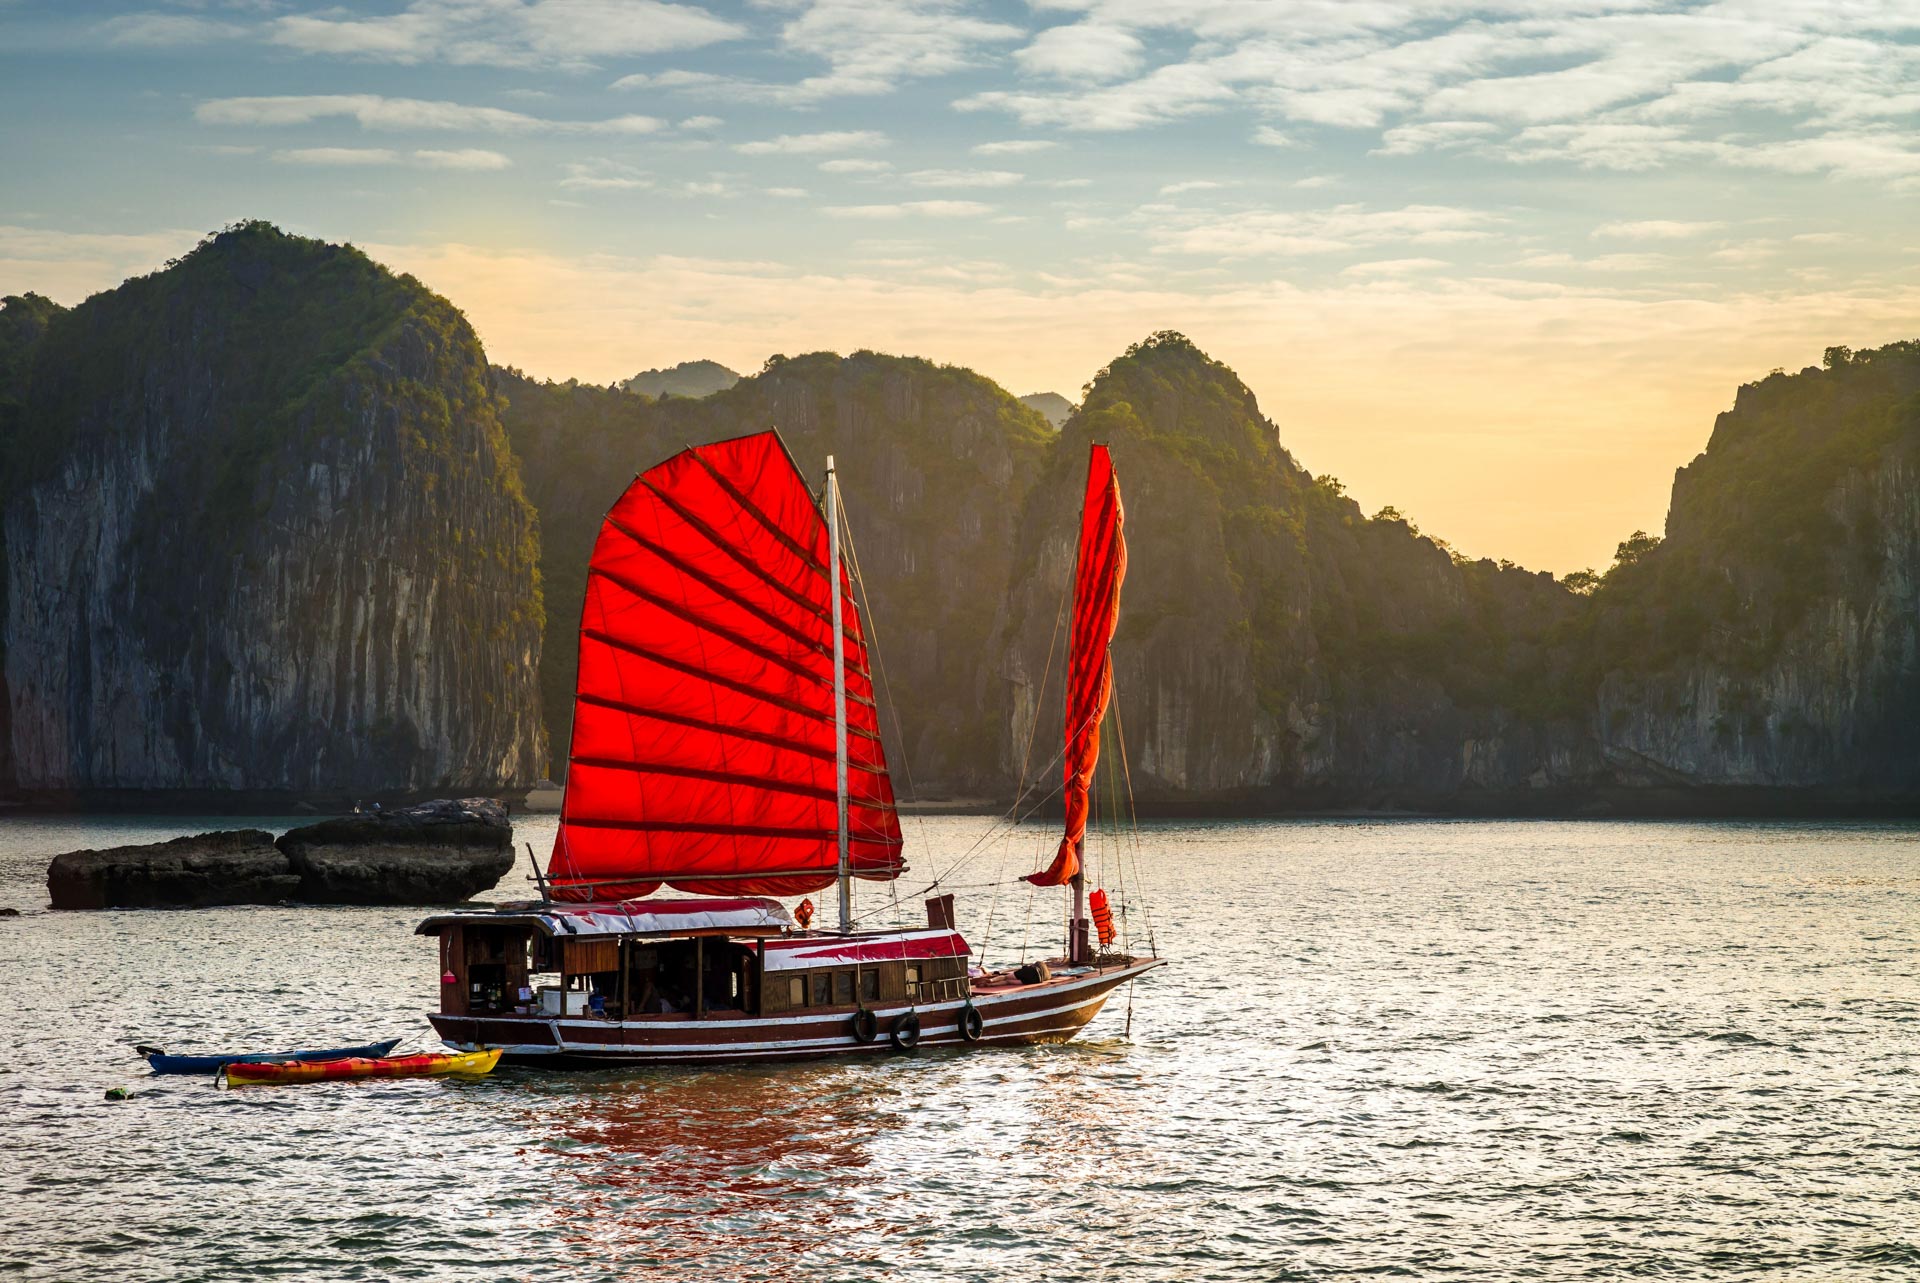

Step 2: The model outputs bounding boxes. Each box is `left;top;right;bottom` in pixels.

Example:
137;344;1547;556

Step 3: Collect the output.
547;430;903;900
1026;444;1126;888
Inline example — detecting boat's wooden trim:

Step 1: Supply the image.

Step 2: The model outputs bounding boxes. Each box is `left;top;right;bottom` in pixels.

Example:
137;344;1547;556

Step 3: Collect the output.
428;957;1162;1065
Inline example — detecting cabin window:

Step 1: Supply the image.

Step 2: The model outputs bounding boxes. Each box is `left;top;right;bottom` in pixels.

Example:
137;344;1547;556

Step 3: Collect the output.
860;970;879;1001
905;964;922;1002
788;976;806;1007
812;972;832;1006
834;971;854;1004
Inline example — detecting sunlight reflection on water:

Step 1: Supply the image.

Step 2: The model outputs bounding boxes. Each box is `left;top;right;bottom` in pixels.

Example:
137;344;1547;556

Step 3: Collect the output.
2;815;1917;1280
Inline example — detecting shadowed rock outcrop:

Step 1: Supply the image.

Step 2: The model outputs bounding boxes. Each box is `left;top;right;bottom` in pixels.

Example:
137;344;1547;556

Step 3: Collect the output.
276;796;515;904
46;797;515;908
48;830;296;909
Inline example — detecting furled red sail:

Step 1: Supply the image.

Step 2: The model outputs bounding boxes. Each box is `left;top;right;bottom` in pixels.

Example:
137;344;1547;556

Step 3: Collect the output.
1026;444;1126;888
547;430;903;900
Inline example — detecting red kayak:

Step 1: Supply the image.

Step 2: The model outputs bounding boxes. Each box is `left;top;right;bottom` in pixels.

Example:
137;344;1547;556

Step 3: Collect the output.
220;1047;501;1086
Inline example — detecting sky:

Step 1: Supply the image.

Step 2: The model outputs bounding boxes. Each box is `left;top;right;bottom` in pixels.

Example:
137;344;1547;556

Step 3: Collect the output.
3;1;1918;575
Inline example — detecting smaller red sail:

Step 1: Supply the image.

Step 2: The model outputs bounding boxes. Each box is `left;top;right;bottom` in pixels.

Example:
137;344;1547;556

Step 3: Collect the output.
1026;444;1126;887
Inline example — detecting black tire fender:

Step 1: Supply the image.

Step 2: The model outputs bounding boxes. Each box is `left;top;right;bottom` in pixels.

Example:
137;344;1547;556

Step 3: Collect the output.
959;1003;984;1043
889;1012;922;1051
849;1007;878;1044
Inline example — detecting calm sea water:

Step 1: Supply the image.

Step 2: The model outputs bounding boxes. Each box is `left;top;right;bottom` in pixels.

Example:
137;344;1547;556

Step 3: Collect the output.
1;814;1917;1281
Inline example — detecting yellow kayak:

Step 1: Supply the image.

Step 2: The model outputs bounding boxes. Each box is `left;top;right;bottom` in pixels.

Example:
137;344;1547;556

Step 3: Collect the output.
221;1047;501;1086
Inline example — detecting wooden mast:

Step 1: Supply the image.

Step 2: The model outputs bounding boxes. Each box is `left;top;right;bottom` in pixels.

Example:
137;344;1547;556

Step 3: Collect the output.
827;457;853;936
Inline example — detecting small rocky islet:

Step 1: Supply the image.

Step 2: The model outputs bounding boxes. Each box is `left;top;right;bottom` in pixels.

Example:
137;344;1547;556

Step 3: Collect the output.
45;797;515;910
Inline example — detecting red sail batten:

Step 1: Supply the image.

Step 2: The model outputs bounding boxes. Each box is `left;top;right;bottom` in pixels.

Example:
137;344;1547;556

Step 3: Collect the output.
548;430;904;901
1026;443;1127;888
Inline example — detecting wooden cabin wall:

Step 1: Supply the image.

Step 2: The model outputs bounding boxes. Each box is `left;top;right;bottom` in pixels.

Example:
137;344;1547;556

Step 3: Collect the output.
439;925;467;1016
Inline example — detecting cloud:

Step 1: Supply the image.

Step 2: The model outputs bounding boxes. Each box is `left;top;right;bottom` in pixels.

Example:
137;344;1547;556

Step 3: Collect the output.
907;169;1024;188
273;147;402;166
972;139;1058;156
1706;240;1780;266
197;94;663;135
818;158;893;174
1343;258;1448;276
678;115;724;131
824;201;995;219
736;130;888;156
269;0;743;69
1250;125;1294;148
1015;24;1144;82
765;186;810;198
559;159;651;190
1593;219;1725;240
266;147;512;170
614;0;1022;104
415;148;513;170
1159;180;1228;195
1372;120;1499;157
950;5;1920;188
101;14;245;46
960;60;1240;130
1149;203;1504;258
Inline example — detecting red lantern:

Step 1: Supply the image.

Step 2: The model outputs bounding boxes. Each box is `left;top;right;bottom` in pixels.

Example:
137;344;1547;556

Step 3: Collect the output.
794;898;815;930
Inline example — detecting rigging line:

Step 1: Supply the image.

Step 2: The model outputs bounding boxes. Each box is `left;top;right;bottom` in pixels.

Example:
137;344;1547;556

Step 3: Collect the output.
979;823;1014;967
1109;684;1157;954
831;480;914;934
915;562;1075;895
911;748;1077;895
834;478;918;815
1010;583;1070;819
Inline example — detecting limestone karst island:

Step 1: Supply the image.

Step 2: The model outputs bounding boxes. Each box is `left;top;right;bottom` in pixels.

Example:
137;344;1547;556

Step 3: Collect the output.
4;225;1915;816
6;3;1919;1279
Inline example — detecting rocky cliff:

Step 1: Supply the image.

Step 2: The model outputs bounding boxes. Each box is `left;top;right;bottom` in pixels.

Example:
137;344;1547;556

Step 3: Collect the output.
3;223;543;795
0;292;68;789
499;351;1054;793
997;333;1594;810
998;333;1920;811
1581;341;1920;798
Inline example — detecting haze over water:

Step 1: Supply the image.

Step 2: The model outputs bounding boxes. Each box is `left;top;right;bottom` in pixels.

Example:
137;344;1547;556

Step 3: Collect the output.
3;815;1917;1281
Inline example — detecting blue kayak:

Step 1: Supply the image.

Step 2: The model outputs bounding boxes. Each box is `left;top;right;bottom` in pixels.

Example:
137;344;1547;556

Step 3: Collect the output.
142;1038;401;1074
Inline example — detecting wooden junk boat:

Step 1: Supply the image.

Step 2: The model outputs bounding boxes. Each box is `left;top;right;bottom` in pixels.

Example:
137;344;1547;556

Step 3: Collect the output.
420;430;1161;1066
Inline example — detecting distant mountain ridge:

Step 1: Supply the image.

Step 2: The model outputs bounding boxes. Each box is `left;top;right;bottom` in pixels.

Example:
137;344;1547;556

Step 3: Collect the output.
1019;392;1073;427
620;359;739;399
3;224;1915;812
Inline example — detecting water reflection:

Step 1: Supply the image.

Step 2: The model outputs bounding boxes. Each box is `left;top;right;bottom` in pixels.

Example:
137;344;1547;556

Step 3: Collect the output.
526;1065;909;1279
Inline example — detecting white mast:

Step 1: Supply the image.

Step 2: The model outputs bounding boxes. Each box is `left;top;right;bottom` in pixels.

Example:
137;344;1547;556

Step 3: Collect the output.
826;457;852;936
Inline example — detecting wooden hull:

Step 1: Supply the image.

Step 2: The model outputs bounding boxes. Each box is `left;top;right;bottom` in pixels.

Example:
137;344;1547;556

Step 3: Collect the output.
428;957;1163;1067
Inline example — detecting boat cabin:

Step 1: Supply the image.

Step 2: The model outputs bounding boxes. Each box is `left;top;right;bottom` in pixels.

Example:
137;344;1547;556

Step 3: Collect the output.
417;897;971;1024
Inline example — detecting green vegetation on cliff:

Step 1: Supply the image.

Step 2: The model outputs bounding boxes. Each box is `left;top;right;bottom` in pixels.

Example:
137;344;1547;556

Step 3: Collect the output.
1582;340;1920;679
500;350;1052;789
1002;332;1584;800
5;222;545;792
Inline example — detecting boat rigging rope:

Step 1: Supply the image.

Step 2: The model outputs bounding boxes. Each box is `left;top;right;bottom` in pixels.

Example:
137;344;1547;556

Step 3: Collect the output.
1109;692;1158;956
833;490;928;871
